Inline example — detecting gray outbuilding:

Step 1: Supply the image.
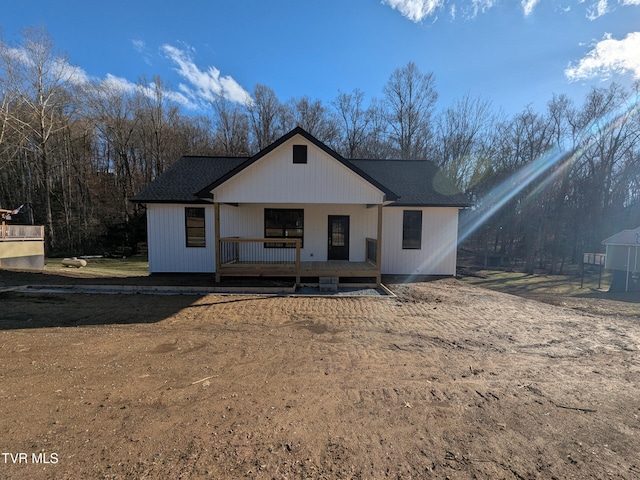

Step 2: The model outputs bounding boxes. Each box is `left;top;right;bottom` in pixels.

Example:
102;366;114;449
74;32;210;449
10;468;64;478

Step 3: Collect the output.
602;227;640;292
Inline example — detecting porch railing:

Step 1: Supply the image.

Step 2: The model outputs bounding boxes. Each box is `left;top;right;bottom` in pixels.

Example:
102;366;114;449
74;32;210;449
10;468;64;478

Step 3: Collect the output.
366;237;378;265
218;237;301;269
0;225;44;241
217;237;381;286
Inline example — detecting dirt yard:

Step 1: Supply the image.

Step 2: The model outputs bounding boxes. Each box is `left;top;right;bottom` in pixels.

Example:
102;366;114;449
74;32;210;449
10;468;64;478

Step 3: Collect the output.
1;271;639;479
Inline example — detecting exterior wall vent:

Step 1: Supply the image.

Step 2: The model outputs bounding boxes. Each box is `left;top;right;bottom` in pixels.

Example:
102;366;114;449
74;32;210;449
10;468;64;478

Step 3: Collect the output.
293;144;307;164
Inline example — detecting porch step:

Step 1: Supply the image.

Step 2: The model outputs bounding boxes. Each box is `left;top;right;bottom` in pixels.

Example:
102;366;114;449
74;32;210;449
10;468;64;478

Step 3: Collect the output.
319;276;339;292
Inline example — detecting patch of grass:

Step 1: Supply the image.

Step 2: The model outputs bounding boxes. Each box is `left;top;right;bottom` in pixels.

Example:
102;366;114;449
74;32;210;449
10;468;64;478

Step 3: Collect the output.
461;268;640;317
45;256;149;278
461;268;611;297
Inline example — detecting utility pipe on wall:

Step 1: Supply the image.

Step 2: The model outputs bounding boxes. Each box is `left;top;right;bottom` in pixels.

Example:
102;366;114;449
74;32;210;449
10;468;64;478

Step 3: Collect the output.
626;246;631;292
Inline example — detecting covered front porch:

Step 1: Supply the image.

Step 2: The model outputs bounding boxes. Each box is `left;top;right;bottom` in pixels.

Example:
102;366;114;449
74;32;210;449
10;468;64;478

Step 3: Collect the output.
213;202;383;287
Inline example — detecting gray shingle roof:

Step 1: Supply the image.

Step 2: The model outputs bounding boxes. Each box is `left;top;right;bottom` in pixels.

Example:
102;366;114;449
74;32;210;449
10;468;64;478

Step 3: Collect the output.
131;156;247;203
602;227;640;246
132;128;471;208
194;126;398;201
349;159;470;207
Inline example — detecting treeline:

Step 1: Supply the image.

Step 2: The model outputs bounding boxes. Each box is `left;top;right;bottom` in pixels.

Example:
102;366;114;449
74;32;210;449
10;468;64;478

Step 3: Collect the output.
1;27;639;271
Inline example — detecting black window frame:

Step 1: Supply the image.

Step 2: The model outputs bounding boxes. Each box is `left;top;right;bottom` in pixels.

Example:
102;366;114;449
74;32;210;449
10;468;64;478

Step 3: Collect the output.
185;207;206;248
264;208;304;248
293;144;307;164
402;210;422;250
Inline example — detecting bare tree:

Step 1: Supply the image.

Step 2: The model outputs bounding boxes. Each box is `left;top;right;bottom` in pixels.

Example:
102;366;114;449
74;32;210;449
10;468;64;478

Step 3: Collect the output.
382;61;438;159
136;76;176;180
172;114;217;155
572;84;640;249
331;88;372;158
354;98;393;159
83;76;140;222
0;26;79;249
434;94;496;190
283;96;338;146
0;77;16;170
246;84;284;152
212;97;250;156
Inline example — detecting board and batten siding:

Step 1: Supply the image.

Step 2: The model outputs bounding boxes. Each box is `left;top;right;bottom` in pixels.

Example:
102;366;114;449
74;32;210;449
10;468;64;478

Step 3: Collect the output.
605;244;640;272
219;203;377;262
145;204;460;274
211;137;384;205
381;207;459;275
146;204;216;273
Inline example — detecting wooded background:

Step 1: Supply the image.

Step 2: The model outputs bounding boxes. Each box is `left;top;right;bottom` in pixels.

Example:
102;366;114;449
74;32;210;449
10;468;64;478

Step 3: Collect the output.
1;28;638;272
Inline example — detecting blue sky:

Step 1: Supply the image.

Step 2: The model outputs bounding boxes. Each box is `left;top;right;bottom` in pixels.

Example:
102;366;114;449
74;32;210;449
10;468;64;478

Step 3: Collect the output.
2;0;639;116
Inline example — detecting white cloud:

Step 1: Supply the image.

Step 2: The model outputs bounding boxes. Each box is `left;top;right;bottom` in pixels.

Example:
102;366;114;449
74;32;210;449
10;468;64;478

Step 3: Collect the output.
55;59;90;86
521;0;541;16
3;45;90;86
132;39;146;53
586;0;609;19
2;39;216;111
161;44;252;106
93;74;199;110
381;0;444;22
381;0;635;22
467;0;496;17
131;39;153;66
565;32;640;81
163;90;199;110
2;46;31;65
100;74;137;94
135;78;200;110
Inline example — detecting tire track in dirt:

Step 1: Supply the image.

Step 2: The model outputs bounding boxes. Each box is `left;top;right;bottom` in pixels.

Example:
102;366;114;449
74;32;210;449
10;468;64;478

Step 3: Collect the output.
2;279;640;479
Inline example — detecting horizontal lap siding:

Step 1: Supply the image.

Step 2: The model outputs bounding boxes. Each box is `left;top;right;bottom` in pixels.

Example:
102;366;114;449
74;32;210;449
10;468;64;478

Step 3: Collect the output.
382;207;459;275
212;138;384;205
0;240;44;259
147;204;215;273
0;241;44;269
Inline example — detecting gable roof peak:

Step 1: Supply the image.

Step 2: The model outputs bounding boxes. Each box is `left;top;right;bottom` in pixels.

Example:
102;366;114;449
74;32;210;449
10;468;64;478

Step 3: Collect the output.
271;126;344;158
195;127;398;200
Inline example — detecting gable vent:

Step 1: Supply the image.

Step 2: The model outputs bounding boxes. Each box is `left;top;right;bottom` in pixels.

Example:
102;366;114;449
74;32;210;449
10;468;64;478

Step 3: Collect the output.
293;144;307;164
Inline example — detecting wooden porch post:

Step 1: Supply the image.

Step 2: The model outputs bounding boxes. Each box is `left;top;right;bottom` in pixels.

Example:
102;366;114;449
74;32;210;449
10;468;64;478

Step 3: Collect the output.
376;204;383;285
295;238;301;288
214;202;221;283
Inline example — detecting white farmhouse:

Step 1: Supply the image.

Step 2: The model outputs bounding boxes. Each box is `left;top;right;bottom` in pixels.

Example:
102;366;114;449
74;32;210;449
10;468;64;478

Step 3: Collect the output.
132;127;470;286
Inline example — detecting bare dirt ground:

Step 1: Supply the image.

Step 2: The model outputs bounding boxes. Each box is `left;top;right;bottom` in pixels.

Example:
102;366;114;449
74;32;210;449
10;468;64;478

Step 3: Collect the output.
1;270;639;479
